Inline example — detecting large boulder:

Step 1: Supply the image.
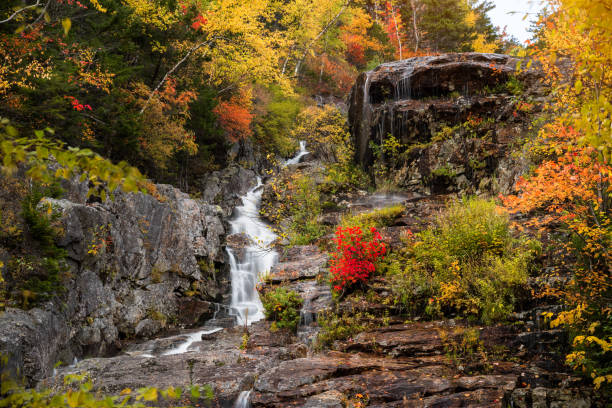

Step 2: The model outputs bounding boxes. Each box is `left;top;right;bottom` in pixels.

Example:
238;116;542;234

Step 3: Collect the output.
195;165;258;216
348;53;545;195
0;183;229;384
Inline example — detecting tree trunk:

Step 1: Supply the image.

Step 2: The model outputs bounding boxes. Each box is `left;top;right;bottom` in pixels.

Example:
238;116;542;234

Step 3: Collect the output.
390;3;403;60
410;0;420;53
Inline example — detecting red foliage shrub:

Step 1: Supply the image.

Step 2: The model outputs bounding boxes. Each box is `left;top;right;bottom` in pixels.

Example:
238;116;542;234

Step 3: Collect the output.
330;226;386;294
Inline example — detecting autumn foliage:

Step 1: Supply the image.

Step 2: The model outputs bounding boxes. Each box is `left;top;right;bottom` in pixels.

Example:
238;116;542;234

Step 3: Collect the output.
502;0;612;391
330;226;387;294
213;97;254;143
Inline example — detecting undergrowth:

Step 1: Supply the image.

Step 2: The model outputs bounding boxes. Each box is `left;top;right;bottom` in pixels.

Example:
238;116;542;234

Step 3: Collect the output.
260;287;303;332
387;197;540;323
1;183;67;309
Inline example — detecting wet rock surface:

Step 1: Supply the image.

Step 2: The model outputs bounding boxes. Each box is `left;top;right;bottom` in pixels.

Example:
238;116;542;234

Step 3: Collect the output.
348;53;546;195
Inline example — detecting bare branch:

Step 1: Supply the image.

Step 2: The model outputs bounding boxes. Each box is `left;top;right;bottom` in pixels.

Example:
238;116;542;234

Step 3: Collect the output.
411;0;420;53
390;2;403;60
28;0;51;28
0;0;43;24
139;38;215;115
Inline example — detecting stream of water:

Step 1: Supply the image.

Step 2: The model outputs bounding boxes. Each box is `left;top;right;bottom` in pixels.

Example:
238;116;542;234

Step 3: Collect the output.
227;141;308;326
226;178;277;326
234;390;252;408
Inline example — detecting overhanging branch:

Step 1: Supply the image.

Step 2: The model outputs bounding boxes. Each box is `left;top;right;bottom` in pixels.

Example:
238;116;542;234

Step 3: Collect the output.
139;38;215;115
0;0;43;24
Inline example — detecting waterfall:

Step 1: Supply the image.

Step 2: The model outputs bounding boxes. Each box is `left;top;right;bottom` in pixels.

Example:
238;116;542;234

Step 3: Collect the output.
228;142;309;326
234;390;252;408
285;141;308;165
300;296;313;326
227;178;276;326
162;327;222;356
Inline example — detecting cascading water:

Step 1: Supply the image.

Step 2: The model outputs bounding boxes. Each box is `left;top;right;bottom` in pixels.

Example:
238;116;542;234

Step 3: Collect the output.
227;142;309;326
285;141;308;165
227;178;276;326
162;328;222;356
234;390;252;408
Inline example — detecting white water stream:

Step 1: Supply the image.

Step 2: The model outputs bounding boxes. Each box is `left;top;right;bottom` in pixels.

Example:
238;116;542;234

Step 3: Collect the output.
285;140;308;165
162;328;223;356
228;141;308;326
226;178;276;325
234;390;252;408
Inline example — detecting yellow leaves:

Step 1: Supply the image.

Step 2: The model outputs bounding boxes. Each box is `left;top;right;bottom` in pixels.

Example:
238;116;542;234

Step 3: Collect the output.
573;335;612;353
138;387;158;402
533;0;612;157
65;390;81;408
565;350;586;366
588;321;600;334
89;0;108;13
123;0;177;31
61;18;72;36
574;79;583;93
471;34;498;53
594;375;612;389
550;303;586;328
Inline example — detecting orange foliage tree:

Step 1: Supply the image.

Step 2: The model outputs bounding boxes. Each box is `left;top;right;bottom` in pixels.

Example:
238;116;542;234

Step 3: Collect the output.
340;8;388;68
213;93;254;143
379;1;407;60
503;0;611;391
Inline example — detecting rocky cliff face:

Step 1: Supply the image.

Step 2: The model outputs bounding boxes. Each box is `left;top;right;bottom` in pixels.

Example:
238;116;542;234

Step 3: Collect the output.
348;53;545;194
195;164;258;216
0;182;229;384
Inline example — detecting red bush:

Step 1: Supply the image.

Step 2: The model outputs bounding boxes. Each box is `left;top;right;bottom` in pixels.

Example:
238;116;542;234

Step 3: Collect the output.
330;226;386;294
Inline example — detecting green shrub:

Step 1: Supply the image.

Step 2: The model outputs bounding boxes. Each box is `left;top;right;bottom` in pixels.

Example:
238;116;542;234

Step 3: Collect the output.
316;310;373;350
253;85;302;158
323;162;371;193
439;326;489;369
287;174;327;245
21;184;63;256
389;197;540;323
4;184;68;307
260;287;303;332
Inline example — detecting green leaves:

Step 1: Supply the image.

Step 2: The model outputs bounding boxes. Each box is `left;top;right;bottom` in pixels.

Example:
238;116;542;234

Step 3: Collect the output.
0;118;150;200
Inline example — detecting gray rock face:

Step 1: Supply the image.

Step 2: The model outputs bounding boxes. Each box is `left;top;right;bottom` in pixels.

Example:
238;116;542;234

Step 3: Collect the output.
268;245;327;283
0;183;229;384
195;165;258;216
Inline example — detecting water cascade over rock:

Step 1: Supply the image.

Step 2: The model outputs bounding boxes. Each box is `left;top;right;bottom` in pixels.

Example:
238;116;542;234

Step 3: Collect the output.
349;53;541;165
227;142;309;325
347;53;545;194
227;178;276;325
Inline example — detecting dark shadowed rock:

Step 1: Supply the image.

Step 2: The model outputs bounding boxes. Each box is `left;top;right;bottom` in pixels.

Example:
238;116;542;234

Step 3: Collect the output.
177;298;214;327
347;53;545;195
